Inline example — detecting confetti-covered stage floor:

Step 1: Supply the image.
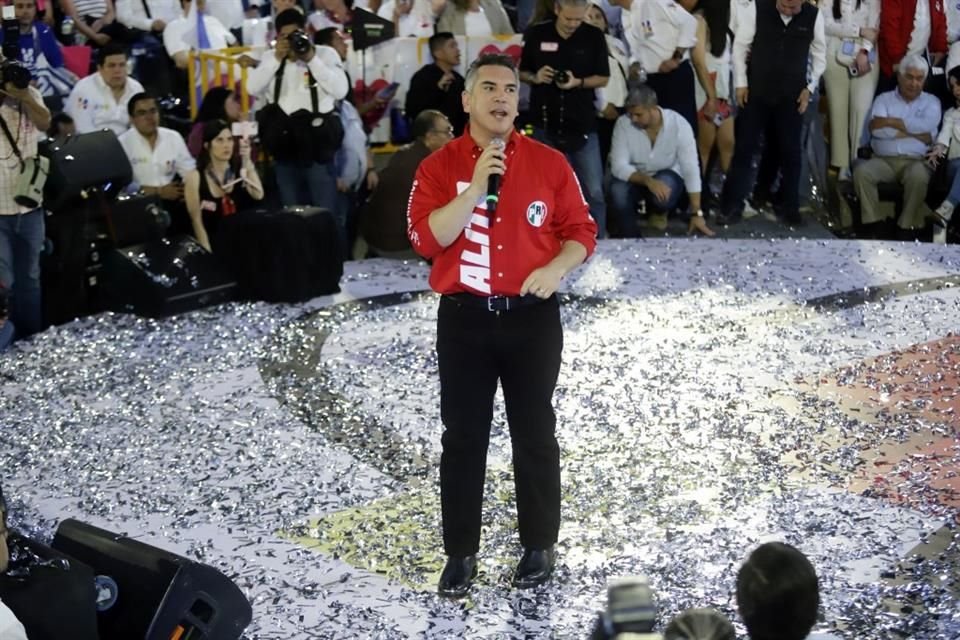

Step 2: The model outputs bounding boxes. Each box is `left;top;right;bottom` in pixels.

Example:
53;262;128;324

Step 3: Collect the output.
2;239;960;639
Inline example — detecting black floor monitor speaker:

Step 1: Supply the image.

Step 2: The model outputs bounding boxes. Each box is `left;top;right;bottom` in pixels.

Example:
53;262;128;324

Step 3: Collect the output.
101;235;237;317
42;131;133;211
51;519;252;640
0;533;100;640
217;206;343;302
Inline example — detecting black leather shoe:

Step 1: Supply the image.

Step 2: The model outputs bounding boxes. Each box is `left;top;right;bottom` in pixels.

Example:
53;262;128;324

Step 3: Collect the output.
512;546;555;589
438;555;478;598
715;211;742;227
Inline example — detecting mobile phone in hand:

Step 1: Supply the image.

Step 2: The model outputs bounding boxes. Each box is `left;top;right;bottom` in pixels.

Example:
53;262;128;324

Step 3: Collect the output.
376;82;400;100
232;121;259;137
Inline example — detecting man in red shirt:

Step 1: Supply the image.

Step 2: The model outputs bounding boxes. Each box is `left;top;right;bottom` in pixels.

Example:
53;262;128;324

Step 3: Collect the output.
407;53;597;599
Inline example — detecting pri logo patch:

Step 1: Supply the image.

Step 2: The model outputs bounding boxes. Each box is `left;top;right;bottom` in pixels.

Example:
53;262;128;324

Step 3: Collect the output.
526;201;548;227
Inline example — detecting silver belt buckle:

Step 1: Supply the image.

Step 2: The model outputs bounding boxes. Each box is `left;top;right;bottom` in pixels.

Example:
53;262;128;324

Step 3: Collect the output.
487;295;507;311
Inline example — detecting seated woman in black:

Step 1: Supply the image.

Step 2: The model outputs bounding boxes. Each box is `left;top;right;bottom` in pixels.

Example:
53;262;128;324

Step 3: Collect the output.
185;119;264;252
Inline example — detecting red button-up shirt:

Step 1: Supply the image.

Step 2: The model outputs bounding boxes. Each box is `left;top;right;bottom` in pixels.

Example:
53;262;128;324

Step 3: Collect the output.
406;129;598;296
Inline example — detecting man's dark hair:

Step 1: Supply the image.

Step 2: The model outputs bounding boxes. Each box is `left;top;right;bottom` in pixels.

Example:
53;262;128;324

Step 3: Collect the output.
314;26;339;47
464;53;518;92
428;32;455;56
48;112;74;136
275;8;306;31
412;109;445;140
97;42;127;66
127;92;156;117
736;542;820;640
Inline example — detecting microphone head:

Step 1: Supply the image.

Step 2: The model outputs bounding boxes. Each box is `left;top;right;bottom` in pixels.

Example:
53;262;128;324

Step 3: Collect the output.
490;137;505;150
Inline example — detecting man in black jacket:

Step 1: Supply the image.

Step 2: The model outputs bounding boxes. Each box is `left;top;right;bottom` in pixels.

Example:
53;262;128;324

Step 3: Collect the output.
405;32;467;135
718;0;826;227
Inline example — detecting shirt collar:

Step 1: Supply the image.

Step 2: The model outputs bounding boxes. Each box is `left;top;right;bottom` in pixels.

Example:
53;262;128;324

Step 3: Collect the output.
457;124;522;156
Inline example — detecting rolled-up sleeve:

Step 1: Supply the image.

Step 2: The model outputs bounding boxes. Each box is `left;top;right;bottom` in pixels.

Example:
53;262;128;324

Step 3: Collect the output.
406;154;448;259
553;156;598;257
906;94;942;138
609;115;636;183
937;108;957;147
246;54;279;98
869;94;897;140
309;46;349;101
676;117;701;194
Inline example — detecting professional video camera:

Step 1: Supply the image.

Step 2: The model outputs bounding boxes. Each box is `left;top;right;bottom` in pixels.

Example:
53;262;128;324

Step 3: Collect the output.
589;576;662;640
0;5;30;89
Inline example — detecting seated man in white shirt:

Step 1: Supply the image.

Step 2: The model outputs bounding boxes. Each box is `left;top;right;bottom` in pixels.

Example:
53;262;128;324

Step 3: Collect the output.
853;54;941;235
246;8;348;210
609;85;713;237
164;0;237;68
116;0;180;35
119;93;197;205
64;43;146;135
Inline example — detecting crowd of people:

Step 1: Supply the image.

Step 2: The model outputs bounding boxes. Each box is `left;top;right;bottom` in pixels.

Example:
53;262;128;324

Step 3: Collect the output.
1;0;959;350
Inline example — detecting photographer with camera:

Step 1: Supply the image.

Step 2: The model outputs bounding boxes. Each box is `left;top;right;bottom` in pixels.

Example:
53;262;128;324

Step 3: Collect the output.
0;0;75;106
246;8;347;209
0;54;50;342
519;0;609;237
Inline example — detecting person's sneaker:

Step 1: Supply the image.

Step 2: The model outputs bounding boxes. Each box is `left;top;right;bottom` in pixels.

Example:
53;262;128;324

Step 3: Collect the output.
647;213;668;231
934;201;955;224
742;201;760;219
838;166;852;182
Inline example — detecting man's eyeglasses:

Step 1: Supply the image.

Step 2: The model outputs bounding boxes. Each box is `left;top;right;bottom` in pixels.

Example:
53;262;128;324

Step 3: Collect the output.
431;127;454;137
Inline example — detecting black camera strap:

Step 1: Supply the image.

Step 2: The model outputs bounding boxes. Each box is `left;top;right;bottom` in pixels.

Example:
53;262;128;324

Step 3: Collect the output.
0;105;25;170
274;59;320;113
141;0;153;20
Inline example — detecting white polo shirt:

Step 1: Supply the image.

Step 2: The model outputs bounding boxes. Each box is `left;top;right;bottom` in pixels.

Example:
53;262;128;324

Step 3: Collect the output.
628;0;698;70
65;73;146;136
163;13;237;58
118;126;197;188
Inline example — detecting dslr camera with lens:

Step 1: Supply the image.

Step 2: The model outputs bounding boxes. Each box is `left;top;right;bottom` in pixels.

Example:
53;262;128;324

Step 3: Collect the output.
554;69;571;85
590;576;662;640
1;59;30;90
0;4;30;89
288;29;312;56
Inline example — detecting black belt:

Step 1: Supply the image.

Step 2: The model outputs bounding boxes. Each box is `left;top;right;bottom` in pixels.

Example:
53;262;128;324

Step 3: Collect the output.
443;293;550;312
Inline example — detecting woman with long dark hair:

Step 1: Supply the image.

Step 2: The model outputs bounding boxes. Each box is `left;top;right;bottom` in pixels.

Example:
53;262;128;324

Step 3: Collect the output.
188;87;242;157
690;0;735;205
822;0;879;182
184;120;264;251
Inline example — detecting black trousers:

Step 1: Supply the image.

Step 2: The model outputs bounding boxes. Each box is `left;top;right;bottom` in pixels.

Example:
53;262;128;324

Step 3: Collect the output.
436;294;563;556
645;60;698;138
722;95;804;218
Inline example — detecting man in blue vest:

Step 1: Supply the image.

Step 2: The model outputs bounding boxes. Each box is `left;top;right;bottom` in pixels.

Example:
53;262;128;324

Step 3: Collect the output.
718;0;826;227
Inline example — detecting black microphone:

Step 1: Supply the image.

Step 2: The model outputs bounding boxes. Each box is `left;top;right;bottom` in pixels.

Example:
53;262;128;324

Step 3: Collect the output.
486;137;505;214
